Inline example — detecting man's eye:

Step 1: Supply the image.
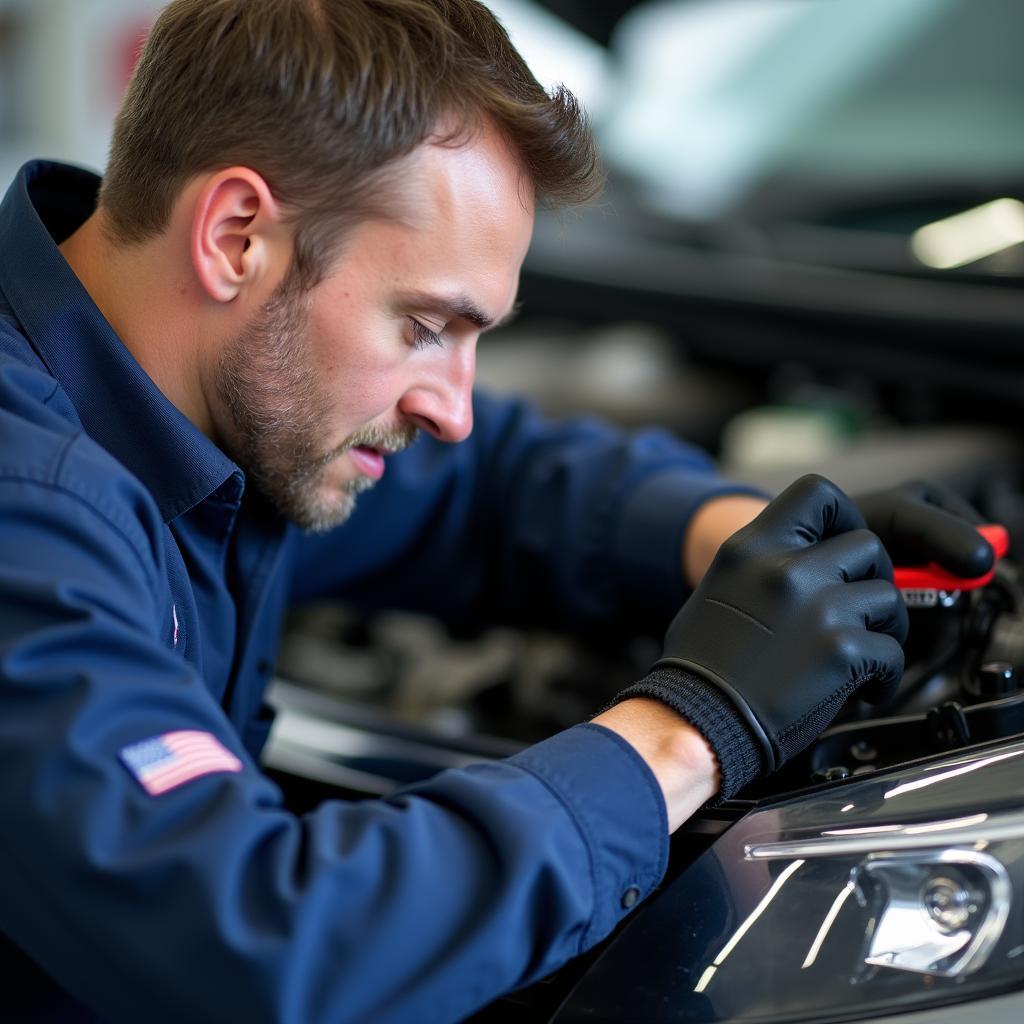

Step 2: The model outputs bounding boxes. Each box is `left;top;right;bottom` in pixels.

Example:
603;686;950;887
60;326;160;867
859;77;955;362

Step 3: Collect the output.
410;319;444;350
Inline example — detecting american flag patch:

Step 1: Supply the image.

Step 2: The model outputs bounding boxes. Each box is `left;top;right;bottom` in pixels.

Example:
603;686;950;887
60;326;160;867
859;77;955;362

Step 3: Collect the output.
119;730;243;796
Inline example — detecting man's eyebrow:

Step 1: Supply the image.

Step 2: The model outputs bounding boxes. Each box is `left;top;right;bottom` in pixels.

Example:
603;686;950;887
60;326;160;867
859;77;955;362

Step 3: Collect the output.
406;293;521;332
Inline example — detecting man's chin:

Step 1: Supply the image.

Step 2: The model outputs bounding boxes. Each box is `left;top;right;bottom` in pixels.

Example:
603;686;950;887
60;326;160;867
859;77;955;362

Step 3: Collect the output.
280;474;378;533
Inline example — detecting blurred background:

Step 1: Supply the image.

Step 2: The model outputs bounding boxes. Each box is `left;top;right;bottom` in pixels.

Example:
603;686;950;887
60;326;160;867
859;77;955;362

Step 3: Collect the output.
4;0;1022;480
4;0;1024;772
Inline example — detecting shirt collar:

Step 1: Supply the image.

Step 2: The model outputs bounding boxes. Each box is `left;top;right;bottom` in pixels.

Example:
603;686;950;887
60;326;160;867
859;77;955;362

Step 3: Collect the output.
0;160;241;523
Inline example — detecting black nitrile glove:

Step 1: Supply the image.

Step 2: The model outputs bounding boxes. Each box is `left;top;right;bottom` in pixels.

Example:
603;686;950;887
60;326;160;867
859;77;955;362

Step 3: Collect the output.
854;480;994;578
609;475;908;797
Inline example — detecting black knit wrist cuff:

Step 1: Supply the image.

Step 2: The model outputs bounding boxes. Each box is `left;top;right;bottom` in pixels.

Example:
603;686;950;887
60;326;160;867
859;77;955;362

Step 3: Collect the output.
603;666;766;799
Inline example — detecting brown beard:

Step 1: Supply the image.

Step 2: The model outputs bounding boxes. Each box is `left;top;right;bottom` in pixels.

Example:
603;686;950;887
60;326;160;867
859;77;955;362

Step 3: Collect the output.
213;281;417;532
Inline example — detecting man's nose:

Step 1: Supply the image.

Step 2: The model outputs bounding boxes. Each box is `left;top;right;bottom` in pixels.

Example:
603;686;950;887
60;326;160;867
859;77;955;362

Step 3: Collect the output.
398;342;476;443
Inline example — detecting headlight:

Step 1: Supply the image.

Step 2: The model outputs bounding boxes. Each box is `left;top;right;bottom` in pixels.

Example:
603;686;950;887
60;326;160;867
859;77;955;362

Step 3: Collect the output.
556;739;1024;1023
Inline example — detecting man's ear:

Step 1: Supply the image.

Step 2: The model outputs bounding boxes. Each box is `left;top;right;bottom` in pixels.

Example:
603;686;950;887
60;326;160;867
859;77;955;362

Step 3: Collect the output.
190;168;290;304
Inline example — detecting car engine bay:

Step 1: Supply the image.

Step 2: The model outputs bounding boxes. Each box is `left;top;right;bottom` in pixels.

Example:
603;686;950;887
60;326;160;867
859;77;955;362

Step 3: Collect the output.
262;316;1024;1020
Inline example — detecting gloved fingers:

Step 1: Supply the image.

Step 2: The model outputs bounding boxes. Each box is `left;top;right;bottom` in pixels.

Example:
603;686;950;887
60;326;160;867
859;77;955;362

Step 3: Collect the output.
856;480;993;576
797;528;895;585
749;474;866;547
906;480;985;524
891;500;994;578
843;630;906;705
824;578;909;645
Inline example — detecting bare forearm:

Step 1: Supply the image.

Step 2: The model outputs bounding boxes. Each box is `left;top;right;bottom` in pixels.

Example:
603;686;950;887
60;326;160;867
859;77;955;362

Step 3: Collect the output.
591;697;718;832
683;494;768;586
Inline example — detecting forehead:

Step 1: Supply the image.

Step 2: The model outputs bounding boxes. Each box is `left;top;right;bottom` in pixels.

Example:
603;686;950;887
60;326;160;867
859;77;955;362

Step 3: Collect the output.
400;124;535;254
319;124;535;316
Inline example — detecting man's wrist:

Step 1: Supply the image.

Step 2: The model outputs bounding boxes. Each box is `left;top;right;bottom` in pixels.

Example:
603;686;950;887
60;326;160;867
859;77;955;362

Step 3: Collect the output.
592;696;718;832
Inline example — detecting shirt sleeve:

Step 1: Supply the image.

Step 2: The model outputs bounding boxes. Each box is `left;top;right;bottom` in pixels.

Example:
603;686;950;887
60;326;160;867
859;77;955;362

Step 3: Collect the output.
290;388;765;631
0;464;668;1023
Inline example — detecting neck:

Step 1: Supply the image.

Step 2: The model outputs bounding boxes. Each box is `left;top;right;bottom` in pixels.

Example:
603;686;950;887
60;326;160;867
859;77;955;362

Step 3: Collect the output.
58;210;217;437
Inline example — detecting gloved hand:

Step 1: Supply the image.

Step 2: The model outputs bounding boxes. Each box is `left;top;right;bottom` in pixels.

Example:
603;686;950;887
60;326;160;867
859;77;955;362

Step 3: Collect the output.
608;475;908;797
854;480;994;578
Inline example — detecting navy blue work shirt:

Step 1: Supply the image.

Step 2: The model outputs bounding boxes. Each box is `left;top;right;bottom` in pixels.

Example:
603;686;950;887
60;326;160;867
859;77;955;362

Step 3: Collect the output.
0;161;757;1023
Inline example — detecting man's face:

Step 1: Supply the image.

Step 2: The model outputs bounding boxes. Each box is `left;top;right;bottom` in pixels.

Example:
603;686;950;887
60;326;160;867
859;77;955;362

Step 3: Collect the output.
213;125;534;531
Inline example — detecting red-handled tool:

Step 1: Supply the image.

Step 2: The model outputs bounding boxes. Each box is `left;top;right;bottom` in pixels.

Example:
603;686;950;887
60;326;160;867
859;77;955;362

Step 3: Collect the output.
894;524;1010;592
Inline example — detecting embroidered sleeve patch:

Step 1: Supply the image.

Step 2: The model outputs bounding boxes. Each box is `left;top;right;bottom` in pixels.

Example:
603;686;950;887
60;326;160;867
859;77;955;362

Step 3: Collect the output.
120;730;243;796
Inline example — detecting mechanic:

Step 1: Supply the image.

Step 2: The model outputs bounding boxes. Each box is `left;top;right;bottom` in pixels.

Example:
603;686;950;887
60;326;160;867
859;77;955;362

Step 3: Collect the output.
0;1;995;1022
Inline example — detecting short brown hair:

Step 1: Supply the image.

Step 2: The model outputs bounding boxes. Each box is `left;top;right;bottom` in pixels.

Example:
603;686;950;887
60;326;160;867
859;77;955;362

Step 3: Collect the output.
100;0;601;285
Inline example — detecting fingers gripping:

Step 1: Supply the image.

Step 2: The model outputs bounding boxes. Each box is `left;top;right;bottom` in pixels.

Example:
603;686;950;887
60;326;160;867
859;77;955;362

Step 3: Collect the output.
858;481;994;577
752;474;866;546
798;529;895;587
893;500;994;577
912;480;985;525
847;629;906;705
825;578;909;645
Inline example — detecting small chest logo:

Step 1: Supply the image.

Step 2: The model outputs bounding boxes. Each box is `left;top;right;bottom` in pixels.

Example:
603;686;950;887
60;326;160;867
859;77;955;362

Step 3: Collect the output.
172;604;181;648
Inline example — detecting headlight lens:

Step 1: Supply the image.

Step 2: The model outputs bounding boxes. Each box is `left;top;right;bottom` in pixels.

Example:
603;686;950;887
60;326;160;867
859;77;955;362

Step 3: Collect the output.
556;739;1024;1023
859;849;1009;976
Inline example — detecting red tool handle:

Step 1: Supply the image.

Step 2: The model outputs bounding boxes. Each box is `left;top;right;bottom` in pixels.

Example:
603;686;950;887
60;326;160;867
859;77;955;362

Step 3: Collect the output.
894;524;1010;591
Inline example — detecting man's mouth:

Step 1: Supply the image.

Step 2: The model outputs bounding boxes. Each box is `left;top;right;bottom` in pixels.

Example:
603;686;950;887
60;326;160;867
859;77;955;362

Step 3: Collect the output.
339;424;419;483
349;445;387;480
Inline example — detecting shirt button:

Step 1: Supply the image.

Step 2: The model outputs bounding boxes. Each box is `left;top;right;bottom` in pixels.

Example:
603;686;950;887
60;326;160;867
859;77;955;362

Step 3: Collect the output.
621;886;641;910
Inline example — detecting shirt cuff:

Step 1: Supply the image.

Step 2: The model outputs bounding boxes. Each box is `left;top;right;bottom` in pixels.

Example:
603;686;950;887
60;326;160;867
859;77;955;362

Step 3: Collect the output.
612;470;768;626
507;721;669;950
